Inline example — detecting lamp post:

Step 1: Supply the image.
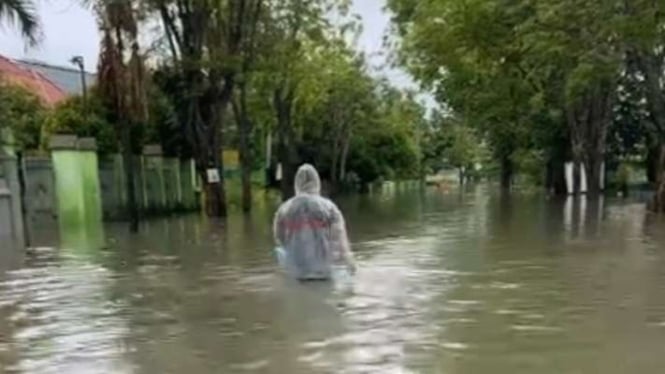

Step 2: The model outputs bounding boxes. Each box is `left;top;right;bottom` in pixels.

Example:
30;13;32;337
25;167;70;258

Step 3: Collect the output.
69;56;87;112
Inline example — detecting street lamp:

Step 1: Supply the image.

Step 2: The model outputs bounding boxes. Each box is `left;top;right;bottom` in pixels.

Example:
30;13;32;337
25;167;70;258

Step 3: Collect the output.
69;56;87;108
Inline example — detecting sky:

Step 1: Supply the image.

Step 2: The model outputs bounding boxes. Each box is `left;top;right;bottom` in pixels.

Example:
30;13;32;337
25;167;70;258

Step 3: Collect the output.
0;0;430;106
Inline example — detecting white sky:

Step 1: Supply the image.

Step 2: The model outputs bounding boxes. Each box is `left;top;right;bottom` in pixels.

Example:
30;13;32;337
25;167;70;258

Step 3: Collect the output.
0;0;432;107
0;0;98;69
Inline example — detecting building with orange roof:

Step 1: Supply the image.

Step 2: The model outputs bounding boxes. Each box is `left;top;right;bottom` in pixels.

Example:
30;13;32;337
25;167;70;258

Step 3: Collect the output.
0;55;68;107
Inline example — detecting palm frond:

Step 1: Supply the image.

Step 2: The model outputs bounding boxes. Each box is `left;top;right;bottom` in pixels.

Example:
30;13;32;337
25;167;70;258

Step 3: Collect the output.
0;0;41;45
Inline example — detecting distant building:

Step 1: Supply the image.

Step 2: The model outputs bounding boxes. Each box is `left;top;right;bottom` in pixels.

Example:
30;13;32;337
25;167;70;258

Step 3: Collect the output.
0;55;67;106
17;59;96;96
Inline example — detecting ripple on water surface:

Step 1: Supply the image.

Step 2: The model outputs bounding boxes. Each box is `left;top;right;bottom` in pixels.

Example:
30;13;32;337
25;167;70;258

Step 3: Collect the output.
2;193;665;373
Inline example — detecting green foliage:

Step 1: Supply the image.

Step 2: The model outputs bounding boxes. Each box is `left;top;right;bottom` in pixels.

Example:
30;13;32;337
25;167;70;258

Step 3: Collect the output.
0;83;46;150
607;66;651;169
142;82;180;156
388;0;541;169
43;92;117;154
348;127;419;184
202;0;429;190
387;0;638;190
294;48;424;185
513;148;545;186
421;113;484;176
445;124;479;170
610;162;633;192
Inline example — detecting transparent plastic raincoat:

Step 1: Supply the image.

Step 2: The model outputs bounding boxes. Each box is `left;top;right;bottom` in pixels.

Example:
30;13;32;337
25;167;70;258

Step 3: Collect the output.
273;164;356;280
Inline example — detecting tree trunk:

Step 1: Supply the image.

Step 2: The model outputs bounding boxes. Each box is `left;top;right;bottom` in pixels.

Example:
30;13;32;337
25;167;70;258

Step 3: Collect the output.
278;140;297;200
207;113;228;217
339;131;351;184
545;158;563;194
182;68;227;217
330;144;339;186
16;152;30;246
634;51;665;211
201;139;227;217
121;125;139;232
200;76;233;217
646;143;659;185
235;83;253;213
330;111;344;187
549;159;567;195
566;79;614;196
239;121;252;212
240;153;252;211
584;149;604;195
500;154;513;191
274;86;297;200
650;144;665;212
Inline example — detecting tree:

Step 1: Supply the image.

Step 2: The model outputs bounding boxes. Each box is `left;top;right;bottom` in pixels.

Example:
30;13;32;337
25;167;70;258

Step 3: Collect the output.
387;0;624;196
91;0;149;232
527;0;622;195
142;82;180;157
147;0;264;217
0;82;45;150
247;0;355;199
421;116;451;175
231;0;265;212
43;90;117;155
0;0;40;45
621;0;665;211
607;64;651;181
295;44;375;190
445;123;479;185
387;0;541;191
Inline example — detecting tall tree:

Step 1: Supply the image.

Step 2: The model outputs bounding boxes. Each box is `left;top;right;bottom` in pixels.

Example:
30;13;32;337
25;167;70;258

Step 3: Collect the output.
92;0;148;232
388;0;540;190
231;0;264;213
527;0;623;194
257;0;343;199
148;0;263;216
622;0;665;210
388;0;624;195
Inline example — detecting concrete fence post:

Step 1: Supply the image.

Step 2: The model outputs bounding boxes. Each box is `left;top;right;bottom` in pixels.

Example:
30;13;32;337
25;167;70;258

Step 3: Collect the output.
180;159;198;211
142;145;166;214
0;153;25;251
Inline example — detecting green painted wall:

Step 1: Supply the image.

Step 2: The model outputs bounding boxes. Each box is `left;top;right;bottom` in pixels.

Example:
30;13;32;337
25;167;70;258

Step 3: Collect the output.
163;158;180;211
180;159;197;210
144;155;166;213
80;150;104;242
52;150;85;230
52;145;104;251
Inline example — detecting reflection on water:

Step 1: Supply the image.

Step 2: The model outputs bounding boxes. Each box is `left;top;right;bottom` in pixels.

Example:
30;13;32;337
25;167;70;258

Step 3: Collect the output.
3;186;665;373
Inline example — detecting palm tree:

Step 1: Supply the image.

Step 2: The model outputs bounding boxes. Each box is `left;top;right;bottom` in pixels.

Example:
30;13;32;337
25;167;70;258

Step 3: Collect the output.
92;0;148;232
0;0;40;45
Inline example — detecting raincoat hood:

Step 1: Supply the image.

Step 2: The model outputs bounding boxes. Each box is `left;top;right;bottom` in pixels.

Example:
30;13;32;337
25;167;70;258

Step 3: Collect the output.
294;164;321;195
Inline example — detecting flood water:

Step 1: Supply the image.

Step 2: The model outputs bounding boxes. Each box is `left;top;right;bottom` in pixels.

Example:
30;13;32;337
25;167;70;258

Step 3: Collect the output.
3;186;665;373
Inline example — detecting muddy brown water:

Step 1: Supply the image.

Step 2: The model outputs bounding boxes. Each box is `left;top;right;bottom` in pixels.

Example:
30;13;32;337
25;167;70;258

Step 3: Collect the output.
2;187;665;373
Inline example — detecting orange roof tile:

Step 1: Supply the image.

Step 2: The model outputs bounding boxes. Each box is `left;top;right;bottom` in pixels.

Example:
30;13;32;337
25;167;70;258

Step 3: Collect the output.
0;54;67;107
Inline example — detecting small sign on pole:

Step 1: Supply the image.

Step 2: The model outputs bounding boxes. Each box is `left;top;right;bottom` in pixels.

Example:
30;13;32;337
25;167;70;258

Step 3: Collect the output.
206;168;220;184
275;163;282;181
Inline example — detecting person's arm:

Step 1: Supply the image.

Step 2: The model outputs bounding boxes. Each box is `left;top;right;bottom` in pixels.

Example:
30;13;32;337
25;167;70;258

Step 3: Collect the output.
273;204;287;248
329;203;356;273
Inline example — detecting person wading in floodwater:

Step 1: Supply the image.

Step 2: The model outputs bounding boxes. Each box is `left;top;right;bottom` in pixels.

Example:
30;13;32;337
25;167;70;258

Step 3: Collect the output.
273;164;357;281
